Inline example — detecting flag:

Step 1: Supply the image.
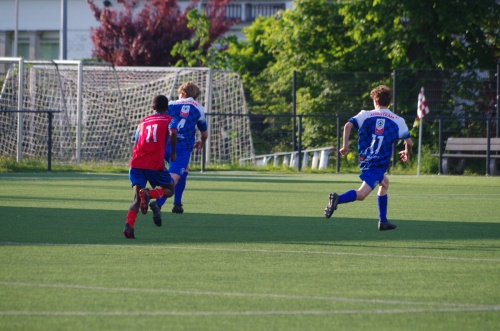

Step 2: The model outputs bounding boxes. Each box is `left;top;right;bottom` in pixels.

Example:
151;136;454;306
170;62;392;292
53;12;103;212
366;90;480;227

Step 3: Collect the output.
417;87;430;119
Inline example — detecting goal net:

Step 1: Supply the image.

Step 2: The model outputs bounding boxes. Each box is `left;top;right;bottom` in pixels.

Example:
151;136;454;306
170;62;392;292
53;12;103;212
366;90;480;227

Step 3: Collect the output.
0;59;254;166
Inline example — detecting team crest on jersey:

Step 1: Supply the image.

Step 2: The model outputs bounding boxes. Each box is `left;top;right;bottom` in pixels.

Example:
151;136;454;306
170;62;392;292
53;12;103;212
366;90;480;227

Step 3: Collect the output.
375;118;385;134
180;105;190;118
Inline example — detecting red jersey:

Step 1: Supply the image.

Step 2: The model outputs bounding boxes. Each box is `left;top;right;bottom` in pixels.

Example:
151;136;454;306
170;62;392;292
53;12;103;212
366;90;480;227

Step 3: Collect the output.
130;113;174;171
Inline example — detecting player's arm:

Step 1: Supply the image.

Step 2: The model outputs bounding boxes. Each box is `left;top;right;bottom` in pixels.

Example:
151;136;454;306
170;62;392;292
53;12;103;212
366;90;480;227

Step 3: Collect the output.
193;130;208;151
134;125;140;145
169;129;177;162
339;122;354;156
399;137;413;162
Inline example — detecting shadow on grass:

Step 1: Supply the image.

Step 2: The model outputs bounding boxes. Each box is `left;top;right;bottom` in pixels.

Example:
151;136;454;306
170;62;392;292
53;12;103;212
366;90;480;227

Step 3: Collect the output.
1;206;499;247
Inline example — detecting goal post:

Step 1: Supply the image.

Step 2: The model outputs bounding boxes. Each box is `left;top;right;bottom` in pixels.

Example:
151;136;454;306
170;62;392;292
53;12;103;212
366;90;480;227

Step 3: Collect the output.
0;58;255;167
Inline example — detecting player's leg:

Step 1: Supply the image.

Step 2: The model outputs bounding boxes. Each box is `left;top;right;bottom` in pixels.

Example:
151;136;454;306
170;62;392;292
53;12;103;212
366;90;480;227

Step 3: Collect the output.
156;143;174;210
172;169;188;214
325;168;380;219
156;197;166;209
150;198;164;227
167;149;190;214
155;172;180;209
124;169;146;239
377;175;396;231
148;171;176;227
141;170;175;203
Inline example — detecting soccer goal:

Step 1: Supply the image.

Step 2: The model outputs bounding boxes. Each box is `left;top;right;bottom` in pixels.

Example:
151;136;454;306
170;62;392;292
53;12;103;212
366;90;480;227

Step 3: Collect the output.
0;58;254;167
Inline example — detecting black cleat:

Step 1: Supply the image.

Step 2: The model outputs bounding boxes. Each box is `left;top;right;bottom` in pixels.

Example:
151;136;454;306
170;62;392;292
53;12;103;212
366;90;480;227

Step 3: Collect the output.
123;223;135;239
378;221;397;231
324;193;339;218
149;200;162;227
172;203;184;214
139;188;150;215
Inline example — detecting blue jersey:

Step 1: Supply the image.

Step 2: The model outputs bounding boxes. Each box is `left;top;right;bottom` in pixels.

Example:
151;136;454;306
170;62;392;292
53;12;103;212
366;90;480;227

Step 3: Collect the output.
349;109;410;171
167;97;208;151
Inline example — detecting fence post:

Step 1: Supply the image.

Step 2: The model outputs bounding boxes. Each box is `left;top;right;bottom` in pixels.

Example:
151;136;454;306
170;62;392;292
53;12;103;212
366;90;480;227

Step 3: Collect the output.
47;112;53;172
292;70;297;151
438;117;443;175
297;114;302;172
497;59;499;137
486;118;491;176
336;114;341;173
17;58;24;162
201;142;206;173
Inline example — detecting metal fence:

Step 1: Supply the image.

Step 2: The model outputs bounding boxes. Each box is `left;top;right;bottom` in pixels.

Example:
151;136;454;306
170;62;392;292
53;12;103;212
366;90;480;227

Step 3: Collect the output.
1;60;499;175
235;66;499;174
239;112;500;175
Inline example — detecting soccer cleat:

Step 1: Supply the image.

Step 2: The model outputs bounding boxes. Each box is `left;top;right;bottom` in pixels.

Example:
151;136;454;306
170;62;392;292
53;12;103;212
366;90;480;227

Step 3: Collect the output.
139;188;150;215
172;203;184;214
149;200;162;227
123;223;135;239
324;193;339;218
378;221;397;231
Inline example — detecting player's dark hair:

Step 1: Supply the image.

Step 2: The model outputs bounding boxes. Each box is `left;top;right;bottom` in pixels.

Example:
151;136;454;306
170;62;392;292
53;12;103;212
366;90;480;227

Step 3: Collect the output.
370;85;392;107
178;81;200;100
153;95;169;112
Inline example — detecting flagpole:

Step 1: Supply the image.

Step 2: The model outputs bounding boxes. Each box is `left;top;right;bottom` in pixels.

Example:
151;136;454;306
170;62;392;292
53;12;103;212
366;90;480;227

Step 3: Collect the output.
417;117;423;176
416;87;429;177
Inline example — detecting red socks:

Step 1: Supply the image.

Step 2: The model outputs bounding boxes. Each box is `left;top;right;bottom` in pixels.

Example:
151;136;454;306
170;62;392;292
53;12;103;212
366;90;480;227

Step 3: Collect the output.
127;188;167;228
126;210;137;228
148;188;165;199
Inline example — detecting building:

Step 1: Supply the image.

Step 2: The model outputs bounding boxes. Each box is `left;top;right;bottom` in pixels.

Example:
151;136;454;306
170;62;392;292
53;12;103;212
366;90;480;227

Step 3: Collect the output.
0;0;292;61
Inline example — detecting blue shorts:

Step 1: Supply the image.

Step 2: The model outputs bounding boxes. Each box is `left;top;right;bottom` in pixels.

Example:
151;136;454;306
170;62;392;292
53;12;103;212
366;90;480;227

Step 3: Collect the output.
359;168;386;189
165;145;192;176
129;168;174;188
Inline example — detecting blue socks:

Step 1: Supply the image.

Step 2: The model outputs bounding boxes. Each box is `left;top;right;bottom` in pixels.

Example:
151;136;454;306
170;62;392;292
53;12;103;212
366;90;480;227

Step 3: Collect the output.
156;197;167;208
338;190;357;204
377;194;388;222
337;190;388;223
174;172;188;205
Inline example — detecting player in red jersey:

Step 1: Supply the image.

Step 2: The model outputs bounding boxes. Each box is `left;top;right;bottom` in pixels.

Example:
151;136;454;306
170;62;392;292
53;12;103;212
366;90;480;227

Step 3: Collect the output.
123;95;178;239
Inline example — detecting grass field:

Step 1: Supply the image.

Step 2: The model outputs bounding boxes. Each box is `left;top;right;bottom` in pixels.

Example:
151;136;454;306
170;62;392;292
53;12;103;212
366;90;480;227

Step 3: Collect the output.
0;171;499;330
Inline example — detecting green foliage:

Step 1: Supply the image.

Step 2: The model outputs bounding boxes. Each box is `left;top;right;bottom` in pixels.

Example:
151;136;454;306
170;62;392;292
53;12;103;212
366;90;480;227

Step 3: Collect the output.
171;9;210;67
86;0;235;66
219;0;499;154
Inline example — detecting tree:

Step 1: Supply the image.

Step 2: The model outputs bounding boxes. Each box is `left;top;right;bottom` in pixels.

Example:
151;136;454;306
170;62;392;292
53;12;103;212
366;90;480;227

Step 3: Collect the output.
172;7;237;67
341;0;500;70
87;0;235;66
222;0;500;149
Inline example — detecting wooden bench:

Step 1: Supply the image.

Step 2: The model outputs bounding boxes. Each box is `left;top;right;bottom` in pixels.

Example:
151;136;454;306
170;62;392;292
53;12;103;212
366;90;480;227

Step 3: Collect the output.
432;138;500;175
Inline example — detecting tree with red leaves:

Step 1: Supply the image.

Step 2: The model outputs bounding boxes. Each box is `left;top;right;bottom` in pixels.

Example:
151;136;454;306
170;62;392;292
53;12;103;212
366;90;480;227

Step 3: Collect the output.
87;0;236;67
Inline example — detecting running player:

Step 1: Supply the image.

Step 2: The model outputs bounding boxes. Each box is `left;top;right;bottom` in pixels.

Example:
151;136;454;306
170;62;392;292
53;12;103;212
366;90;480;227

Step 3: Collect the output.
123;95;177;239
149;82;208;224
324;85;413;231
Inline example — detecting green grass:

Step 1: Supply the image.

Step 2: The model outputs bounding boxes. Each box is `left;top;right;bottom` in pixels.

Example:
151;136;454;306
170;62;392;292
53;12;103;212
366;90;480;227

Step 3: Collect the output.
0;172;499;330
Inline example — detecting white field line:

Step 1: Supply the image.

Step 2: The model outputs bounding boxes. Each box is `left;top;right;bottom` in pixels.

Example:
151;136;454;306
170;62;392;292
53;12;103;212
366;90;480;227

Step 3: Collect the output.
1;242;499;263
0;281;497;311
1;306;500;317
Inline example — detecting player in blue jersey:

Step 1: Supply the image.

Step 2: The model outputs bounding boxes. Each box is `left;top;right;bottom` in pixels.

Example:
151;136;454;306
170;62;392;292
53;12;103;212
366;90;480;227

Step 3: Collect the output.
149;82;208;225
324;85;413;231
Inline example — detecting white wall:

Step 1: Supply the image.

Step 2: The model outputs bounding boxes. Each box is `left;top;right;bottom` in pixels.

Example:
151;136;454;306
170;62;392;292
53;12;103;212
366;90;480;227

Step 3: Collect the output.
0;0;102;59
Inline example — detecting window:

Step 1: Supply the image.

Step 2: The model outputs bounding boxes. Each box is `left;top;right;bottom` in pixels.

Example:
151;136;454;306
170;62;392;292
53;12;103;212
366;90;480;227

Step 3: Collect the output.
39;31;59;60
